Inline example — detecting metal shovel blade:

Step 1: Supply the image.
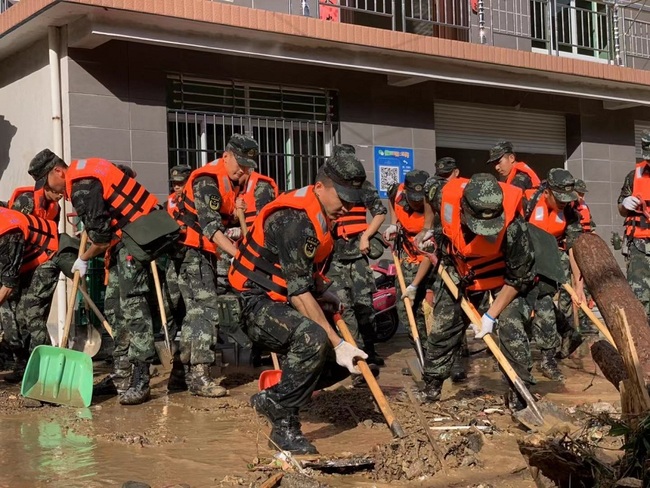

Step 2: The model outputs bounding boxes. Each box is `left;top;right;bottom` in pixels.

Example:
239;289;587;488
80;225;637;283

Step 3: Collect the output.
69;323;102;358
513;400;577;433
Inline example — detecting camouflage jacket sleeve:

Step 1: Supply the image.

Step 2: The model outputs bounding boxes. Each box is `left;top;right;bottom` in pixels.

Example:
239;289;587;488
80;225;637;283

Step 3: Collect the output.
503;216;536;291
387;183;399;207
11;192;35;215
563;204;584;250
509;172;533;191
192;175;226;239
0;231;25;288
361;181;387;217
265;209;318;297
254;181;277;210
617;170;635;204
71;178;113;244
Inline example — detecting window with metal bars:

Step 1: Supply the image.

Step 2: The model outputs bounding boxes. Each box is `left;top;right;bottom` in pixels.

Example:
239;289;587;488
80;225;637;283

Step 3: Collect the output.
167;75;339;192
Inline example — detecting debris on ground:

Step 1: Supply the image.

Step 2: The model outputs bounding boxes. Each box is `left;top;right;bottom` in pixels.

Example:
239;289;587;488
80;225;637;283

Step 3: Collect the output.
301;387;385;427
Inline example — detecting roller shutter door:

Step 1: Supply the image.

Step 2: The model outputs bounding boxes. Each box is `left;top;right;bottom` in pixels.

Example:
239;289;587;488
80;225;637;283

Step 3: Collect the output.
435;103;567;155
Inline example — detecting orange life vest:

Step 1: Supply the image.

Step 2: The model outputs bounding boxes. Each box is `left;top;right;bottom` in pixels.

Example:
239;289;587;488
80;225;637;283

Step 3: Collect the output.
441;179;523;292
0;207;58;274
525;188;567;245
242;172;279;226
8;186;60;222
573;199;593;233
167;189;216;253
65;158;159;234
391;184;425;263
228;186;333;302
335;206;368;239
625;161;650;239
506;162;541;189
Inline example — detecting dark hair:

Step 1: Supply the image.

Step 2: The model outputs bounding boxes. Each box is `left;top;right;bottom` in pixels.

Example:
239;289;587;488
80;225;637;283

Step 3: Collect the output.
116;164;137;178
315;167;333;186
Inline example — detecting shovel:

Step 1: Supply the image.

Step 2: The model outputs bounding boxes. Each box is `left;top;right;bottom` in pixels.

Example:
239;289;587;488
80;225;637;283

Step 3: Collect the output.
334;313;405;438
21;232;94;408
258;353;282;390
150;261;173;372
561;283;615;346
69;281;102;357
436;264;572;432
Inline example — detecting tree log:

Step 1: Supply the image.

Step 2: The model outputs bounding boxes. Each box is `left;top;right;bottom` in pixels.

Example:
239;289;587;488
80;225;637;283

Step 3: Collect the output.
590;340;627;390
573;233;650;383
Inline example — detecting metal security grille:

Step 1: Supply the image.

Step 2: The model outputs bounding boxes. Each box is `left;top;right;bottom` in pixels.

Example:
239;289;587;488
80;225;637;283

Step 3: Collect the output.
167;76;339;192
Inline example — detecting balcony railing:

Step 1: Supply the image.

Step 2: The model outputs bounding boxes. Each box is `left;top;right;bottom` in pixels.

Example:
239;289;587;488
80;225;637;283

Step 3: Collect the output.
0;0;17;14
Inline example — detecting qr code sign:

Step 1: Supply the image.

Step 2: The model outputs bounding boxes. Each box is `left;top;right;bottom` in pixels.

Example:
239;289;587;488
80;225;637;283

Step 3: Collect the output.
378;165;400;192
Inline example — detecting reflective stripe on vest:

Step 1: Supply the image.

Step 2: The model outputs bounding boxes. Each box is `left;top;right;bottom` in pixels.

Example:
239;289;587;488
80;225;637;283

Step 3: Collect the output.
65;158;158;232
335;206;368;239
0;207;58;273
525;188;567;243
391;184;424;263
8;186;60;222
228;185;333;302
625;161;650;239
441;179;523;292
242;172;279;226
506;162;541;189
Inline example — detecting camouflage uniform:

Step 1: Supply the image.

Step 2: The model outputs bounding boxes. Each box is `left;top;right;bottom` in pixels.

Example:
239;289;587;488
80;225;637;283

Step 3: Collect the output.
421;175;536;410
327;181;387;355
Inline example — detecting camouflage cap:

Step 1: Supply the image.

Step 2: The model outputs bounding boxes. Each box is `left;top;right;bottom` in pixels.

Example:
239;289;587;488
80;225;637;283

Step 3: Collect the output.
170;165;192;182
574;178;588;194
29;149;65;190
332;144;356;157
226;134;259;169
461;173;505;237
404;169;430;202
547;168;578;203
642;130;650;160
435;157;457;176
487;141;514;164
322;152;367;203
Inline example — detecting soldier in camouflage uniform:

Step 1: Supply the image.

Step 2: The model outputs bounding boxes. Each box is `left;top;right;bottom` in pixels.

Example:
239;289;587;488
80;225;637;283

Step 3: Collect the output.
618;131;650;319
487;141;541;191
523;169;585;381
228;154;369;454
421;174;536;412
30;149;159;405
326;144;387;375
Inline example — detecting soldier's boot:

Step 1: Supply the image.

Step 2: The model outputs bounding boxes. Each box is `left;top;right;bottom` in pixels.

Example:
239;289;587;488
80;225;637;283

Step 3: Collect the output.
557;329;584;360
3;356;27;384
450;357;467;383
167;358;188;392
539;349;564;381
364;343;385;367
504;387;526;412
93;358;132;396
418;376;444;403
187;364;228;398
250;391;317;455
119;361;151;406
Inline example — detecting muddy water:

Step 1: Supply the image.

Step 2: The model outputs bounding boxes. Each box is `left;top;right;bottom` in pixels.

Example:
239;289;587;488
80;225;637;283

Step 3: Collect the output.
0;334;622;488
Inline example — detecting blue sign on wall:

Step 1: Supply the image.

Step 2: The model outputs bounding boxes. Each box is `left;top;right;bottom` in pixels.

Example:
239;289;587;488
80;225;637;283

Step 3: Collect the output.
374;146;414;198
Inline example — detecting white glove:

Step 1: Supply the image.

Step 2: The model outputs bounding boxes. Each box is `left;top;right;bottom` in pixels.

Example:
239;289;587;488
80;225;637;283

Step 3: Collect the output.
622;196;641;211
71;258;88;278
404;284;417;301
383;224;397;241
225;227;242;240
415;229;435;251
471;313;495;340
334;340;368;374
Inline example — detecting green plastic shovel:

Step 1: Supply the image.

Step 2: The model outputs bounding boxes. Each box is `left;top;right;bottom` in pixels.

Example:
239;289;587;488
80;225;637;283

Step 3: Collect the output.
21;232;94;408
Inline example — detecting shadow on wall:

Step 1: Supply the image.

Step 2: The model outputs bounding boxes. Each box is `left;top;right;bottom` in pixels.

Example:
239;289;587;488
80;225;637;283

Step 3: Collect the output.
0;115;18;180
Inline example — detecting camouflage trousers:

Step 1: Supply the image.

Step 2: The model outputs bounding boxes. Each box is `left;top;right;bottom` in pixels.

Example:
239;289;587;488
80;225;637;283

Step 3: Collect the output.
424;270;534;385
326;256;376;349
241;294;350;410
172;247;220;366
103;246;155;364
396;258;429;344
162;255;185;338
626;243;650;319
0;260;59;358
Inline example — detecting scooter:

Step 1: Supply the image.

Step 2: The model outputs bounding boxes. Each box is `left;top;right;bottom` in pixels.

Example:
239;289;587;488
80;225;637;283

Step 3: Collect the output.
371;259;399;342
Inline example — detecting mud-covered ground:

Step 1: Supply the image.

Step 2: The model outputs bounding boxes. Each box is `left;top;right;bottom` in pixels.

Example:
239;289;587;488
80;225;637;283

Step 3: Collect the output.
0;333;623;488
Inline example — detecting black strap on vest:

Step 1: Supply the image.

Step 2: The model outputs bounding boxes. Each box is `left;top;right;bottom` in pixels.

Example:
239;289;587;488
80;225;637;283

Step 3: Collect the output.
106;173;154;228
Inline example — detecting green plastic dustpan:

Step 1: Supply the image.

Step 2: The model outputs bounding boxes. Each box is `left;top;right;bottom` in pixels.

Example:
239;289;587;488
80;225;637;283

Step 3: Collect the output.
21;345;94;408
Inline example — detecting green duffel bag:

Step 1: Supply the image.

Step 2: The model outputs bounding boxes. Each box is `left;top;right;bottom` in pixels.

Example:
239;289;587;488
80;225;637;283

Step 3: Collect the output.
121;209;181;263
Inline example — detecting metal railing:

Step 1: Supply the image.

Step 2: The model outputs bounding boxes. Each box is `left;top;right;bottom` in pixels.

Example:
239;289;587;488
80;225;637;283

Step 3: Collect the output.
318;0;396;31
621;8;650;61
403;0;471;40
0;0;17;14
167;110;339;192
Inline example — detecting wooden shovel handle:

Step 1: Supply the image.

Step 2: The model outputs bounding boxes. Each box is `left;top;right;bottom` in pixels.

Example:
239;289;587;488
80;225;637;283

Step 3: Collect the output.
271;352;280;370
561;283;616;347
237;208;247;236
334;313;405;438
78;286;113;338
61;231;88;348
150;261;172;356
